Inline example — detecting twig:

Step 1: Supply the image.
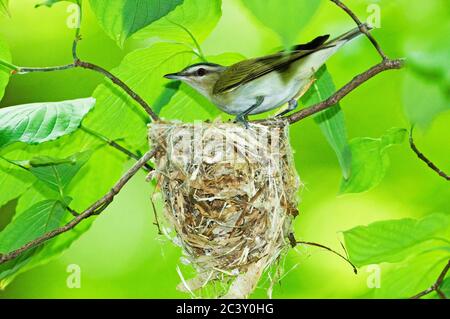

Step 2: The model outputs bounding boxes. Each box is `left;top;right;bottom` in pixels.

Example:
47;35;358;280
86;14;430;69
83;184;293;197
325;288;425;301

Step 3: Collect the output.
81;126;154;172
409;127;449;181
0;149;156;265
280;58;404;124
410;259;450;299
288;233;358;274
330;0;388;60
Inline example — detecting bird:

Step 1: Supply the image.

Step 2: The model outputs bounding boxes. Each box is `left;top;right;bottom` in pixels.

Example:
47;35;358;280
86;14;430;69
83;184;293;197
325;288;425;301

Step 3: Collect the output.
164;25;370;128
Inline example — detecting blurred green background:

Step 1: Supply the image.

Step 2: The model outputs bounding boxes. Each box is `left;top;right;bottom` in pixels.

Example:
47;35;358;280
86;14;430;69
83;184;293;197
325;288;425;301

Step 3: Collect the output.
0;0;449;298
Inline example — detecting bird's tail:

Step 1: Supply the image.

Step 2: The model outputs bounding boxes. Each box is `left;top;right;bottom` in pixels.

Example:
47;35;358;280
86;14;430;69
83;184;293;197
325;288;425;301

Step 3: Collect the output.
328;24;372;45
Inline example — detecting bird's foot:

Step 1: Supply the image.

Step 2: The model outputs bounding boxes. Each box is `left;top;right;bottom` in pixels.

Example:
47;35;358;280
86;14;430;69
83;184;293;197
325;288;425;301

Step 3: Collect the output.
276;99;298;117
234;114;250;129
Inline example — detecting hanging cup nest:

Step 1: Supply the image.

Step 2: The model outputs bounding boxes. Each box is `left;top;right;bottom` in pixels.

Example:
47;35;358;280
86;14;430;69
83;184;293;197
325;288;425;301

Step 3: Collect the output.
149;119;301;298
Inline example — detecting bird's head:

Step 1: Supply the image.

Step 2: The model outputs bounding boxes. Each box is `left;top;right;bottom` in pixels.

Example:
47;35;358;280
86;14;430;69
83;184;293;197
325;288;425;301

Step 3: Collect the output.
164;62;226;98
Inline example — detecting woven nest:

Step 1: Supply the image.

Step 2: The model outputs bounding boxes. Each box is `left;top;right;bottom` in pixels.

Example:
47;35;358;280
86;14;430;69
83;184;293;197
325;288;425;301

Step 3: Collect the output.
149;119;301;298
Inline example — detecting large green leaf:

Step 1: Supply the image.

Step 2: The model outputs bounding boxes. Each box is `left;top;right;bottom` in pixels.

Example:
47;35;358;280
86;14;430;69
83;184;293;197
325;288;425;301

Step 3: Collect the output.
343;213;450;267
373;250;450;298
0;98;96;149
87;43;194;150
0;199;69;254
301;66;351;180
8;151;91;197
241;0;321;48
89;0;184;47
340;127;406;194
0;36;11;100
134;0;221;45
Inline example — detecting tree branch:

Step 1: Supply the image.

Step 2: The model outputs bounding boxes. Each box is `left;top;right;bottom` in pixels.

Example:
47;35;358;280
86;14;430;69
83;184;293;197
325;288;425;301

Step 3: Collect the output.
410;259;450;299
330;0;388;60
409;127;449;181
0;149;157;265
279;58;404;124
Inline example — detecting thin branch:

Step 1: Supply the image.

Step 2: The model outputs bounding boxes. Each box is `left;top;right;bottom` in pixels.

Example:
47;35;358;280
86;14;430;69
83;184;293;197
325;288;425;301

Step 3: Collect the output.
330;0;388;60
0;149;157;265
288;233;358;274
410;259;450;299
73;60;158;121
279;58;404;124
409;127;449;181
81;126;154;172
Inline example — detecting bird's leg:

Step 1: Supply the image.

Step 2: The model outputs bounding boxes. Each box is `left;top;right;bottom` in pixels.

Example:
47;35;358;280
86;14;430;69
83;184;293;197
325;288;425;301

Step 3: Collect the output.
235;96;264;129
275;76;316;117
276;99;298;118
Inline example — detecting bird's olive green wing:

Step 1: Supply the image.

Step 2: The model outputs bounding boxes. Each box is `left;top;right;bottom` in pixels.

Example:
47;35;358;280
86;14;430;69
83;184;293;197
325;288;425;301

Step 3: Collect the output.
213;35;331;95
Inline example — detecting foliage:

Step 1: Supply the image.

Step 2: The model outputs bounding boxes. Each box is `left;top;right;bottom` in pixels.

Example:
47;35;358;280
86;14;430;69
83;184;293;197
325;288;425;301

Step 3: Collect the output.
0;0;448;298
343;213;450;298
89;0;184;47
241;0;321;48
0;98;95;148
340;128;407;194
0;36;11;100
301;66;351;180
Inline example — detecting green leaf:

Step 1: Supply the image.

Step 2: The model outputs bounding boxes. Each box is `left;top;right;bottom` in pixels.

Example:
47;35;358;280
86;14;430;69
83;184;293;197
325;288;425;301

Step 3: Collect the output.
343;213;450;267
340;127;407;194
403;69;449;130
0;199;69;254
0;36;12;100
301;66;351;179
0;98;95;148
89;0;184;46
8;151;91;197
134;0;222;45
374;250;450;298
87;43;194;150
241;0;321;48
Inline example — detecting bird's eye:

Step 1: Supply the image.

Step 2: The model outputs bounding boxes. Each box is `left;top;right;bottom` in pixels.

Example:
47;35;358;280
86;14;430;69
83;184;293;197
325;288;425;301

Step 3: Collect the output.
196;68;206;76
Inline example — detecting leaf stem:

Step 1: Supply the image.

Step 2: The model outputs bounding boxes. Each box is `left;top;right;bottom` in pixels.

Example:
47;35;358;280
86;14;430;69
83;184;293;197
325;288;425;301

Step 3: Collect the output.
0;58;19;72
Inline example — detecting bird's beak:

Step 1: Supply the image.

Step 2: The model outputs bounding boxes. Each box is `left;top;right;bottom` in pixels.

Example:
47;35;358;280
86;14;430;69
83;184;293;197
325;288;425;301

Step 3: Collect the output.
164;72;183;80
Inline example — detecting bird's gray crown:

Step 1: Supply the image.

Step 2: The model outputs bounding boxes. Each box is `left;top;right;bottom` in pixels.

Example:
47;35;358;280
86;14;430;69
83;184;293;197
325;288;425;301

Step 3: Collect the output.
181;62;225;76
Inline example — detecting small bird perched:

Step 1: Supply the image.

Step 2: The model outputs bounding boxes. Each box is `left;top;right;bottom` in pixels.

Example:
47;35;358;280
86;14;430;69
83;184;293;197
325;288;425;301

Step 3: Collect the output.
164;25;369;128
